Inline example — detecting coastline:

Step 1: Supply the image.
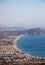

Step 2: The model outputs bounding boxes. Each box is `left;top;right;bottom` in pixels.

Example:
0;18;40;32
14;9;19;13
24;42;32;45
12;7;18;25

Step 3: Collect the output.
0;35;45;63
14;35;25;53
14;35;37;58
14;35;32;56
14;35;45;59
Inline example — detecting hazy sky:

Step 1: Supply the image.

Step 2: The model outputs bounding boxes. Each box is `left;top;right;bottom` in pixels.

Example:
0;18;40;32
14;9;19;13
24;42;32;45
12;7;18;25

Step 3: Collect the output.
0;0;45;28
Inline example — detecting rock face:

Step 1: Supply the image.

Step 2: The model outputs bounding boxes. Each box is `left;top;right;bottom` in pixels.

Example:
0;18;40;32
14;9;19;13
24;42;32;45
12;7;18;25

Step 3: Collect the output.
27;28;45;35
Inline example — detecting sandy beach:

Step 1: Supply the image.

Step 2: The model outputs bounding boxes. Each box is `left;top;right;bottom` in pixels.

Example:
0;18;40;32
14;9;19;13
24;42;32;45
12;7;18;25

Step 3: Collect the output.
14;35;25;53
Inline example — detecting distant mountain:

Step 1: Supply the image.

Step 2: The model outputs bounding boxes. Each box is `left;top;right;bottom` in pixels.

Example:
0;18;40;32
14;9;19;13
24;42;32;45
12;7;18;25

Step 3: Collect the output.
0;27;45;35
27;28;45;35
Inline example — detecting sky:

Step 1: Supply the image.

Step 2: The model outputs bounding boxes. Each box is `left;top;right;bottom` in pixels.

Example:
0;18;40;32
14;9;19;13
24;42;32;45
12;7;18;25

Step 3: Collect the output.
0;0;45;28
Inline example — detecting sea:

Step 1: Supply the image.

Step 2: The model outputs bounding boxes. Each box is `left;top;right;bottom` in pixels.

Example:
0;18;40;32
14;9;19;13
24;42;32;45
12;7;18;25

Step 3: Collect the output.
16;34;45;58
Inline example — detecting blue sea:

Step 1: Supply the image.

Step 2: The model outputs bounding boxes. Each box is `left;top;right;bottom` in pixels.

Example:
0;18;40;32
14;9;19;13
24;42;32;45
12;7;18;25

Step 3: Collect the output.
16;34;45;58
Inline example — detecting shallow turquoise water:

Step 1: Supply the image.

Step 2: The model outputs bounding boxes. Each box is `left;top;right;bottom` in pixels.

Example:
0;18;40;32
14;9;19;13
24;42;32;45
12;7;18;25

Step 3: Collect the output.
16;34;45;57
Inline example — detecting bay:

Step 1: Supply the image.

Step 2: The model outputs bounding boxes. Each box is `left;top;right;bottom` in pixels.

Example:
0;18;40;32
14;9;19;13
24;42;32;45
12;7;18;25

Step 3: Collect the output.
16;34;45;57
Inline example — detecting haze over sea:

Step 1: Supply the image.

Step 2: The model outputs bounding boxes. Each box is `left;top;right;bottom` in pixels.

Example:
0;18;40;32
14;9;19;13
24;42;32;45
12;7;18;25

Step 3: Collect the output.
17;34;45;58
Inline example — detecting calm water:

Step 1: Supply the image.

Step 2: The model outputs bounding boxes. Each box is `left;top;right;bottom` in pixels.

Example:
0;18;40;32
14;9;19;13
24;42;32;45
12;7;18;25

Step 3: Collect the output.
16;34;45;57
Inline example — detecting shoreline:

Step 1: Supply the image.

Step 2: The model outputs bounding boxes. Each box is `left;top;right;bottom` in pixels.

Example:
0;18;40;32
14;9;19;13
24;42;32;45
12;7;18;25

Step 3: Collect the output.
14;35;25;53
14;35;45;59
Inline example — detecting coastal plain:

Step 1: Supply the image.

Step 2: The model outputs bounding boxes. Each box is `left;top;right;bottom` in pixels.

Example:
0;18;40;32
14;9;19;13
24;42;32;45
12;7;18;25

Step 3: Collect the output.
0;28;45;65
0;35;45;65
